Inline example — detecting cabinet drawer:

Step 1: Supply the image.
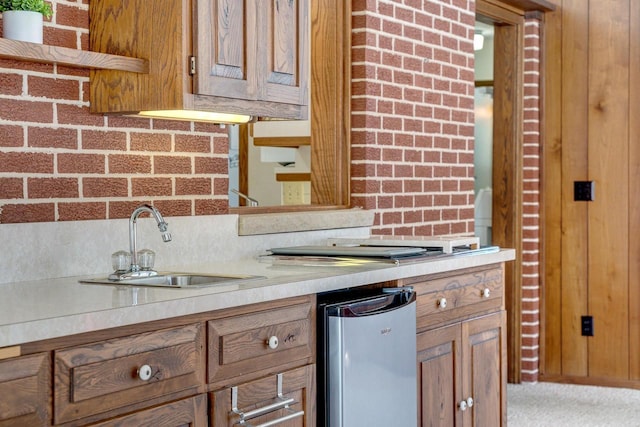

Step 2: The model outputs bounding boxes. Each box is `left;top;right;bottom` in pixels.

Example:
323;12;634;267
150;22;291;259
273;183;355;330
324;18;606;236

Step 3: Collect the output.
88;394;207;427
0;352;50;427
405;266;504;331
208;302;314;386
210;365;315;427
54;323;205;424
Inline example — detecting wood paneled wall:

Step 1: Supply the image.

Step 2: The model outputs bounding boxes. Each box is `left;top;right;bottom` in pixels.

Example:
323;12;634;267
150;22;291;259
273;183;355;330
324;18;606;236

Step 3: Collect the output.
543;0;640;386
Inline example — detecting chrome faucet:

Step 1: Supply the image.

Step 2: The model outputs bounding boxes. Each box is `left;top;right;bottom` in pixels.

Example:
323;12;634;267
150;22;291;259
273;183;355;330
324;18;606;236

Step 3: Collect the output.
128;204;171;274
108;204;171;281
231;188;259;207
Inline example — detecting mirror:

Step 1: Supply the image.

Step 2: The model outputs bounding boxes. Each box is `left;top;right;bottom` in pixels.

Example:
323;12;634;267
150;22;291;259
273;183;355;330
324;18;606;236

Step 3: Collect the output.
229;121;311;207
228;0;351;210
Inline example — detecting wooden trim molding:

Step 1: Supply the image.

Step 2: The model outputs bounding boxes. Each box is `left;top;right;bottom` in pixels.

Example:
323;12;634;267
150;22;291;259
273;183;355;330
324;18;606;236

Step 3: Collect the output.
476;0;527;384
309;0;351;206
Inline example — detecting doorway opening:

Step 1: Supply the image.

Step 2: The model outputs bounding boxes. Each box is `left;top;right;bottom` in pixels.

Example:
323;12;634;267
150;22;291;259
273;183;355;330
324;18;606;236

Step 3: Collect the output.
475;1;525;383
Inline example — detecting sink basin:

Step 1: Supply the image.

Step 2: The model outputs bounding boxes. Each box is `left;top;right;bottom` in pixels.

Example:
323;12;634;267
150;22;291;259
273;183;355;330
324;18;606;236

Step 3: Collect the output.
80;272;265;288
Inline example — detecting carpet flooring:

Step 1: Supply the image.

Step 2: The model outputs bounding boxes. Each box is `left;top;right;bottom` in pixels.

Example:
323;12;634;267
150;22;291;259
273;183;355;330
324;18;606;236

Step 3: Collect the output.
508;382;640;426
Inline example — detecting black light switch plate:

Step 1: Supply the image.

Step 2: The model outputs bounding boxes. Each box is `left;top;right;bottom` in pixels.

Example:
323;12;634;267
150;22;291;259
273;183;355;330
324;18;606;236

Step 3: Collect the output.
574;181;595;201
581;315;594;336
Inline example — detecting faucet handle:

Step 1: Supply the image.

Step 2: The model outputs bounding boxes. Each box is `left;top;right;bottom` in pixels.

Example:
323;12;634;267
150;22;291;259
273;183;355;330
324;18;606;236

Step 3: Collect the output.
137;249;156;271
111;250;131;272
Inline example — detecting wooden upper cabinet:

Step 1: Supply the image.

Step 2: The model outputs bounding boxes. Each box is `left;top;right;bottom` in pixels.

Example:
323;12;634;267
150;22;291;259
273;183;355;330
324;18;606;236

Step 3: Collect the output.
90;0;309;120
194;0;308;109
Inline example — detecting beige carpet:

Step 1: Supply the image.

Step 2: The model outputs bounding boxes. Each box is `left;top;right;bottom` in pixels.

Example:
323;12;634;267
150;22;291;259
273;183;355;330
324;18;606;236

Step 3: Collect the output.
508;382;640;426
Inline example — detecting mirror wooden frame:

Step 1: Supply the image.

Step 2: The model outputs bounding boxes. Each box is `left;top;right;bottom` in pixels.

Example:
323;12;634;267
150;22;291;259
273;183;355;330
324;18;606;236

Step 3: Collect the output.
231;0;351;213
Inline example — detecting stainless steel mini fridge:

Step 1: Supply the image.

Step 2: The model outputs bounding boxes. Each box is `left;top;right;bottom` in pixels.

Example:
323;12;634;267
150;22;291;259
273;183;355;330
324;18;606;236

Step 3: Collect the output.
318;288;417;427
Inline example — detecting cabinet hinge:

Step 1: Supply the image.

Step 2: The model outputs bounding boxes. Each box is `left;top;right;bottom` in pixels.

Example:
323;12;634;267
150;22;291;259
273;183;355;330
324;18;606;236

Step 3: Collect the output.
189;56;196;75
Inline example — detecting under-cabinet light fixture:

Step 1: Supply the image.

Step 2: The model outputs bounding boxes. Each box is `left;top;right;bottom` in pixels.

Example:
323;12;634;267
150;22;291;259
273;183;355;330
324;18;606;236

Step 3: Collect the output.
137;110;253;124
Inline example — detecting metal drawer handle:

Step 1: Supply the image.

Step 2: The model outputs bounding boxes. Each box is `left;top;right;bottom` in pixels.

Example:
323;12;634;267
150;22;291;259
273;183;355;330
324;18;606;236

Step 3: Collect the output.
252;410;304;427
481;288;491;298
267;335;279;349
137;364;152;381
237;396;295;420
232;373;304;426
437;297;447;309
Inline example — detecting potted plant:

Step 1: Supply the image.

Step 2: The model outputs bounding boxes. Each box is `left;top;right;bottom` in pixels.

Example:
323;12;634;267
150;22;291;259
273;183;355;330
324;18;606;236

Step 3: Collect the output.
0;0;53;44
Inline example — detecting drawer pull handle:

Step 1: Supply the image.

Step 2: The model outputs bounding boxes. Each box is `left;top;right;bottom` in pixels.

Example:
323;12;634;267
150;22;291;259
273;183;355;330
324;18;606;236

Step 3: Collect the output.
232;373;304;426
437;298;447;309
482;288;491;298
252;410;305;427
467;396;474;408
137;364;152;381
459;400;468;411
267;335;279;349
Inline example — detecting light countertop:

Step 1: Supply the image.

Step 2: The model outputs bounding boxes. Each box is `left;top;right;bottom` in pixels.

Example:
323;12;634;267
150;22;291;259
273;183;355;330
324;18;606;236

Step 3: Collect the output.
0;249;515;348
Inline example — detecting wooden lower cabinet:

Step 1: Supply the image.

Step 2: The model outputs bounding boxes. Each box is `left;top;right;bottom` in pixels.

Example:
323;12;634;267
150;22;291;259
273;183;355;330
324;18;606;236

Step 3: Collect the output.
0;352;50;427
210;365;315;427
417;311;506;427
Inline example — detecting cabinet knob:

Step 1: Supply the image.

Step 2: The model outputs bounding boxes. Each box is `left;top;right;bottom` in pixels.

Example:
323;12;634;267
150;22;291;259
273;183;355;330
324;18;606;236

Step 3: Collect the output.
267;335;279;349
137;364;152;381
437;298;447;309
481;288;491;298
458;400;468;411
467;397;474;408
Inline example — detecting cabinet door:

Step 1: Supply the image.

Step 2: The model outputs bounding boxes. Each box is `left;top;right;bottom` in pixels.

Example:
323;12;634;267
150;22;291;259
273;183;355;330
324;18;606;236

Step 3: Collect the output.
194;0;308;107
210;364;315;427
0;353;50;427
462;311;506;427
262;0;309;106
417;324;462;427
195;0;257;100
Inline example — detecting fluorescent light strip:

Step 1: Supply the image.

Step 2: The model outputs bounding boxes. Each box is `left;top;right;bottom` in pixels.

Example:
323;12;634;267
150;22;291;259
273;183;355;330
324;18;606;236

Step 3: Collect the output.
137;110;253;124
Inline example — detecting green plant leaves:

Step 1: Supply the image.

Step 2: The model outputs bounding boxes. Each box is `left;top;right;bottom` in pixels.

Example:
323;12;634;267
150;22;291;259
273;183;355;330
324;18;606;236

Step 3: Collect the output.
0;0;52;19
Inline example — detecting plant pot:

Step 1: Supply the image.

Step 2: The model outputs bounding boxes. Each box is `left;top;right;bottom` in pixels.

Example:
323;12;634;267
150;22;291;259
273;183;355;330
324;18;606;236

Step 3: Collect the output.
2;10;43;43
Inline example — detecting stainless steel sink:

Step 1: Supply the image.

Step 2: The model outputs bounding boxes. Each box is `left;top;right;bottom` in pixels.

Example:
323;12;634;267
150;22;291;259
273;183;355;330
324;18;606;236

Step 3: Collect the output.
80;272;264;288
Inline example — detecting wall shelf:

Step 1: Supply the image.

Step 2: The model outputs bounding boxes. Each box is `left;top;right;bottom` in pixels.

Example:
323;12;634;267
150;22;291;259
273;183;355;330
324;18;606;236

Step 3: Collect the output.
276;173;311;182
0;38;148;73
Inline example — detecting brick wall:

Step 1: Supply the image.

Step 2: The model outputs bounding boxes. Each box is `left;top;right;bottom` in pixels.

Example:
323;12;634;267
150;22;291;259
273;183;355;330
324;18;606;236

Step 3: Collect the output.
521;15;543;382
350;0;476;236
0;1;230;223
350;1;544;382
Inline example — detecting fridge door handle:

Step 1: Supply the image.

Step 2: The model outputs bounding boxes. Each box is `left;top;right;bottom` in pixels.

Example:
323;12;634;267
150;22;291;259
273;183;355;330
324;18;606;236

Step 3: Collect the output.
332;288;416;317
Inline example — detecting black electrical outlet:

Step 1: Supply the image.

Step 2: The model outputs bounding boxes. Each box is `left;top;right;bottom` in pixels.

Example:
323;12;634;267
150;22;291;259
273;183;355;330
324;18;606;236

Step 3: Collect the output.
581;315;594;336
574;181;595;201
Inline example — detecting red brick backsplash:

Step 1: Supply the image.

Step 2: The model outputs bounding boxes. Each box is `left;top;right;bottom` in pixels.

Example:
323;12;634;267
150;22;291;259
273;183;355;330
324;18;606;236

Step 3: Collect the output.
82;178;128;198
0;178;23;199
0;152;54;173
107;154;151;174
